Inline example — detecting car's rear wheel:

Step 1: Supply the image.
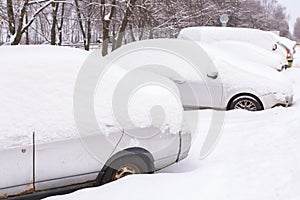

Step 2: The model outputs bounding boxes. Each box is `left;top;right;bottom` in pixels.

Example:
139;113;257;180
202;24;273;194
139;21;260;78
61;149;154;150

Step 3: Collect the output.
229;96;263;111
100;155;150;185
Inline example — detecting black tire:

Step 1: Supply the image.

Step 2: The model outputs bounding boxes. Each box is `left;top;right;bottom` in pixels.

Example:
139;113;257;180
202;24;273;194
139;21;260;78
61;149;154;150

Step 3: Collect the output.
228;95;263;111
99;155;150;185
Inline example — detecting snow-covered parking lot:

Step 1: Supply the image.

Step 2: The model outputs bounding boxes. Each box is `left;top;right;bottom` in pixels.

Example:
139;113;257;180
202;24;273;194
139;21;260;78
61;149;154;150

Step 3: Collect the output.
45;68;300;200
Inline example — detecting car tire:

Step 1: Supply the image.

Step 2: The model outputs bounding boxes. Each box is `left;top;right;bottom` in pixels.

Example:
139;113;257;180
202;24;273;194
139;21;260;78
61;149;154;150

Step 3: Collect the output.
99;154;150;185
229;95;263;111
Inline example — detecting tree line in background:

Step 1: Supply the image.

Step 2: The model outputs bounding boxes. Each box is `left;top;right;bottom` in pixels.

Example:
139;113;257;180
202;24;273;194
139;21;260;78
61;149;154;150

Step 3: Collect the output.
0;0;292;55
294;18;300;41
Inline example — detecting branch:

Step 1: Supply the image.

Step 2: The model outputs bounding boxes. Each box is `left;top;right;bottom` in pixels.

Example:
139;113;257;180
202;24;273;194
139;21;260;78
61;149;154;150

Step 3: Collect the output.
21;0;53;34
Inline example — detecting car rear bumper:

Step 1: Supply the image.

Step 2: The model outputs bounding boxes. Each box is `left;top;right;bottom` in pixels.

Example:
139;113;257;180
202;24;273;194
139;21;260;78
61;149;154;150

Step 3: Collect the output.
177;130;192;162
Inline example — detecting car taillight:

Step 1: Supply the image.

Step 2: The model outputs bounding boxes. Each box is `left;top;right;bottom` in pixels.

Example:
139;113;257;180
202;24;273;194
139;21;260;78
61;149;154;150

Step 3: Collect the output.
286;48;292;59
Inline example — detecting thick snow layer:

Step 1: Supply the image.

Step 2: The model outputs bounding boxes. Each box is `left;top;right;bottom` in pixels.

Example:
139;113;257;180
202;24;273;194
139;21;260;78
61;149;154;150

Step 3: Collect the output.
178;27;279;51
278;37;297;51
45;68;300;200
0;46;183;148
200;42;293;100
207;40;287;70
0;46;89;148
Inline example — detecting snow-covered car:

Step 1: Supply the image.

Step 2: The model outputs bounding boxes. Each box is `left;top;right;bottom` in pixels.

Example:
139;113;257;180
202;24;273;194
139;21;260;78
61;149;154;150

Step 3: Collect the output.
0;46;191;199
103;39;293;112
173;42;294;111
277;37;297;68
178;27;289;70
203;40;288;71
278;37;297;54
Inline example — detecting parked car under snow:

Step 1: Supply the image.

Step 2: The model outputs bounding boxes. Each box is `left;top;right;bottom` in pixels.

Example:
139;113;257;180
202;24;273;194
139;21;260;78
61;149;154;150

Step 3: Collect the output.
202;40;288;71
104;39;294;112
178;27;290;71
0;46;191;199
277;37;297;68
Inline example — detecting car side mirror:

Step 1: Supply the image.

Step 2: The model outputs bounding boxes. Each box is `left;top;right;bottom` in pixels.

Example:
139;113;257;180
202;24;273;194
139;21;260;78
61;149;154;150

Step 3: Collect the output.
273;44;277;51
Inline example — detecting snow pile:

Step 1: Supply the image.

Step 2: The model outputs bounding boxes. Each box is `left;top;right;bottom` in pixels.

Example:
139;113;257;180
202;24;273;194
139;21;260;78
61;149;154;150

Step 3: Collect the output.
45;68;300;200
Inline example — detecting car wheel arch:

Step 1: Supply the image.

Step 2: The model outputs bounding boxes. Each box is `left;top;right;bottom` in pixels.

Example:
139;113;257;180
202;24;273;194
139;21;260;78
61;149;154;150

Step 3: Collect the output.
95;147;155;185
226;93;264;111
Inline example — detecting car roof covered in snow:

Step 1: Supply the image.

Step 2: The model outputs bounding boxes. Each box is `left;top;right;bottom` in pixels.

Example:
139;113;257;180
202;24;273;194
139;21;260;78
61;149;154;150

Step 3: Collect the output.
178;26;280;51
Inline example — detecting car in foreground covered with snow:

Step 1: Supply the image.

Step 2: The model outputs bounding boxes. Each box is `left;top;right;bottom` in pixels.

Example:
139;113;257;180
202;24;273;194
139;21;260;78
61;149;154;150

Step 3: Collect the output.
0;46;191;199
178;27;290;71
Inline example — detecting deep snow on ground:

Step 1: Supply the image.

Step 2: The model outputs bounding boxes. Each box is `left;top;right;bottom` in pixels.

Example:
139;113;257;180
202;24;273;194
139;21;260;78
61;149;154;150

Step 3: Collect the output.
45;68;300;200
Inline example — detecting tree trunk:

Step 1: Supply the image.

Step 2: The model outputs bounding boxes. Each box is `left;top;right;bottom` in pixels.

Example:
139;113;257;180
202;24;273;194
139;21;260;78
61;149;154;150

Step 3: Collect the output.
51;2;59;45
115;0;138;49
101;0;116;56
11;0;29;45
6;0;15;37
25;11;29;44
85;18;91;51
58;3;65;46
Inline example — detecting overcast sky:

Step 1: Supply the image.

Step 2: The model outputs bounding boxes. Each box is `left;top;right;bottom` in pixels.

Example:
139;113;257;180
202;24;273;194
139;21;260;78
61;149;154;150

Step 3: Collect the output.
277;0;300;32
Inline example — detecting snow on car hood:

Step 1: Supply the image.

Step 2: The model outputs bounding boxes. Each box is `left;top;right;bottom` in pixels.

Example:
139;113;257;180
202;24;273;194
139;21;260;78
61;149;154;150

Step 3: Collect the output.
199;43;293;99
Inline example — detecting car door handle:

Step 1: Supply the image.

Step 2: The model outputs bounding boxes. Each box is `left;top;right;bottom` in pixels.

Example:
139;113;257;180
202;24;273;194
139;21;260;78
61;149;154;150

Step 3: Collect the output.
207;72;218;79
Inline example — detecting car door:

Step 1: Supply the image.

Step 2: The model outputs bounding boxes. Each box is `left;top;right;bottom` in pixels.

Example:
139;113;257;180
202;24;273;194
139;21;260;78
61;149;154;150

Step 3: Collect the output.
174;71;223;110
0;139;34;198
34;131;123;191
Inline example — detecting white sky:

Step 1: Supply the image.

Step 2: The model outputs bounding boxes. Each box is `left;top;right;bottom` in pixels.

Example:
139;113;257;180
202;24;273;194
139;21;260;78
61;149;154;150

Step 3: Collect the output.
277;0;300;33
